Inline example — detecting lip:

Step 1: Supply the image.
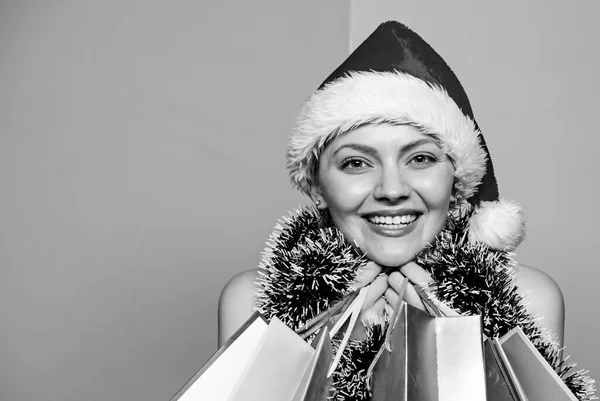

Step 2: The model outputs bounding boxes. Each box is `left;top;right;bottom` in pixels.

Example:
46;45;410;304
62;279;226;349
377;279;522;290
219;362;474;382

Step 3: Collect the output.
362;209;422;218
364;214;420;237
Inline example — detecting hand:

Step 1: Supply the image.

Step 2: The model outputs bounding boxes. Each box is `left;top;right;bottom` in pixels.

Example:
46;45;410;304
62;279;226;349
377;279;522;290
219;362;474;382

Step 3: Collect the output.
349;262;387;321
346;262;390;337
384;261;434;312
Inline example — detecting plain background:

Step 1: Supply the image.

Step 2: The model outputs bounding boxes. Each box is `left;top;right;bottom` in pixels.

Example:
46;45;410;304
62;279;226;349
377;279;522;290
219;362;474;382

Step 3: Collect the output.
0;1;598;400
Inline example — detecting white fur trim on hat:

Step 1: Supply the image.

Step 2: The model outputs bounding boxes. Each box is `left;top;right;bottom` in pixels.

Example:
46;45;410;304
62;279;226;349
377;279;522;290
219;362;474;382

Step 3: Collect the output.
468;199;526;251
287;70;488;200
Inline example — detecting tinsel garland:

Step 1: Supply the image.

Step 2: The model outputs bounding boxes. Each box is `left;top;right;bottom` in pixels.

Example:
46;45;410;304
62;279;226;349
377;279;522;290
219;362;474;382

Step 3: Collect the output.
255;205;596;401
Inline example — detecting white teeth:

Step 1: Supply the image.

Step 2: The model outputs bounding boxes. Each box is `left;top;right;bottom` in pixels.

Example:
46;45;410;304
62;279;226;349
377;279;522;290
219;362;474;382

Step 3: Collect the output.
368;214;417;225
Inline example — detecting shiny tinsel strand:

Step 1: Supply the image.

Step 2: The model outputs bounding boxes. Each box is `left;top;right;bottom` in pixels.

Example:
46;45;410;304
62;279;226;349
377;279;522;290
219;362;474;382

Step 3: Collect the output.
256;206;368;330
329;325;385;401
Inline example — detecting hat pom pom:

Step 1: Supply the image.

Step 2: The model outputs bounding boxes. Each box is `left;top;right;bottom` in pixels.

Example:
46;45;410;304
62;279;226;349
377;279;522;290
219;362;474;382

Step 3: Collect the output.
468;199;526;251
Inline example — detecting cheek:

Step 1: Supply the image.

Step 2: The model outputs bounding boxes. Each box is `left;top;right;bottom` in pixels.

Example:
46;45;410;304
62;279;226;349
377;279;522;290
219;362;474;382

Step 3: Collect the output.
320;173;372;214
413;169;454;210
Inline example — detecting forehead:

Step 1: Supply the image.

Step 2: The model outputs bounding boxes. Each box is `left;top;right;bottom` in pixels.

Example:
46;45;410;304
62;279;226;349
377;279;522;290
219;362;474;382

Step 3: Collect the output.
322;123;439;155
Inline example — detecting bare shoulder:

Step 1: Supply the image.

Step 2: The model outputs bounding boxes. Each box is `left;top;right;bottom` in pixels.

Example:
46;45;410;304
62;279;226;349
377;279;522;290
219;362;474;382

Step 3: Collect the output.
512;263;565;345
219;269;259;305
217;269;260;347
512;264;564;304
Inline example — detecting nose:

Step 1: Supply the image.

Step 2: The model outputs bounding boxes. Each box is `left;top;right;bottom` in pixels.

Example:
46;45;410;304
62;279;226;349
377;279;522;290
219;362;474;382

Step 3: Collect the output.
373;165;410;202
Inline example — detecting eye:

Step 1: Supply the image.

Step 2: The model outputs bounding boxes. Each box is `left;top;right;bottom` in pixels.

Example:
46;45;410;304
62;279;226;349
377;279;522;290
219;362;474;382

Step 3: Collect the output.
408;153;438;167
339;157;371;173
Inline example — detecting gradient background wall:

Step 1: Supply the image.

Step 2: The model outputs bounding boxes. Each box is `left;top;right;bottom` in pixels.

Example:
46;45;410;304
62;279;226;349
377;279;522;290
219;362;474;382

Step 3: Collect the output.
0;1;598;400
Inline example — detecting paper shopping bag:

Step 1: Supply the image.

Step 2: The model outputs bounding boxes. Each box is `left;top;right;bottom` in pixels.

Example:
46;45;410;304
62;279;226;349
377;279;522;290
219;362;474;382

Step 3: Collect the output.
370;301;487;401
484;336;528;401
169;287;367;401
228;287;368;401
226;316;317;401
169;312;269;401
499;327;577;401
168;312;317;401
291;326;333;401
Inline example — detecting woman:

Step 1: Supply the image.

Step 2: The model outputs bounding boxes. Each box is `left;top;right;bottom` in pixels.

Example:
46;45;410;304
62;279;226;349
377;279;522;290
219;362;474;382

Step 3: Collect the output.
218;21;572;399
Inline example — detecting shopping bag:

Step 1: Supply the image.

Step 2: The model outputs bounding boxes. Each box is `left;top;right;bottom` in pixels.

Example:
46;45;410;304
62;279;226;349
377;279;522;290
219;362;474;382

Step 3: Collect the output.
416;284;527;401
169;287;368;401
168;312;269;401
168;312;318;401
228;286;368;401
498;327;578;401
484;336;528;401
226;316;318;401
369;299;487;400
291;286;369;401
291;325;333;401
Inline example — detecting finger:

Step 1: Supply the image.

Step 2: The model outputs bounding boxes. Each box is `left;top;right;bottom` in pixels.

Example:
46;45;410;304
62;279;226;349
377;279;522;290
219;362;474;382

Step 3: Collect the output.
361;296;387;325
398;261;433;286
388;271;426;311
403;283;426;311
383;286;399;309
362;274;388;310
387;271;406;292
384;301;394;317
350;262;383;290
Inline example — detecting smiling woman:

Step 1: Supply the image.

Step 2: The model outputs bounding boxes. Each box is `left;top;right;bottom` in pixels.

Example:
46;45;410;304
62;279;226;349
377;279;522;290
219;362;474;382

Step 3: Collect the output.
216;20;590;401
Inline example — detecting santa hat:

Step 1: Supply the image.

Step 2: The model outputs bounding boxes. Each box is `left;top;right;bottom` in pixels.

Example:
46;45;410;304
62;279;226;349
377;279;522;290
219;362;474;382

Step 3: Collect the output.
286;21;525;251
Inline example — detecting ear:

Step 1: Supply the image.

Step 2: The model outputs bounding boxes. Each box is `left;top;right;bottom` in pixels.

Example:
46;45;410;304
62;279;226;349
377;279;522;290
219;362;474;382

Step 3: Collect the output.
448;182;460;208
451;175;461;200
309;186;328;209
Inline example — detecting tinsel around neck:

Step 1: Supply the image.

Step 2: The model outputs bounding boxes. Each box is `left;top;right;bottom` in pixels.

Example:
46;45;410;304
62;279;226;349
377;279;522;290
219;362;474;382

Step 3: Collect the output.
255;205;596;401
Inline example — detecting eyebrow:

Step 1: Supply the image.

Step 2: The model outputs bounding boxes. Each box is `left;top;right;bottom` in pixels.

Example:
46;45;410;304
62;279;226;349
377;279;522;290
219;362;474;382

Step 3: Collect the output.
332;138;439;158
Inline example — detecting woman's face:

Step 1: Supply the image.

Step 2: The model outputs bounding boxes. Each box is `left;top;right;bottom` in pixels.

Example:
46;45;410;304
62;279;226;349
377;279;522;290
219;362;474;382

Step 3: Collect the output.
315;123;455;268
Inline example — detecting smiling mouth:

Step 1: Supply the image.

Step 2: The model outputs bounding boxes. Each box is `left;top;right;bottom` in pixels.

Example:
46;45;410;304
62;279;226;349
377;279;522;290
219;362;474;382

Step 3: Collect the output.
366;214;419;227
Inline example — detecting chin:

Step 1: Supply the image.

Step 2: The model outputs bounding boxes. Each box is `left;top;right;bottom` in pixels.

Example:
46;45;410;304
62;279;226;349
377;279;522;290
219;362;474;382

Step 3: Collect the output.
362;235;428;269
368;251;416;269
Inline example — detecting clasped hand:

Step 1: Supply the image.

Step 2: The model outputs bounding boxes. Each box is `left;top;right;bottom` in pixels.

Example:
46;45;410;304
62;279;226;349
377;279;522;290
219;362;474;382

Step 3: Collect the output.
351;261;433;329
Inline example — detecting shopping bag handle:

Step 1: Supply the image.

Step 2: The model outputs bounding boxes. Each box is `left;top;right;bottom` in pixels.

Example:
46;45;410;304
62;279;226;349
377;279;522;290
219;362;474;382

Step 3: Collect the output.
364;277;409;391
413;284;461;317
384;278;409;351
294;285;369;378
326;286;369;378
295;290;361;340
